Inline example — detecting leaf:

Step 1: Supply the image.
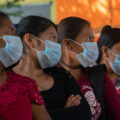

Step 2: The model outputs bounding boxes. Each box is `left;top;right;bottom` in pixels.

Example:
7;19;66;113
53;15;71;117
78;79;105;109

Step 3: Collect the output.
0;0;24;17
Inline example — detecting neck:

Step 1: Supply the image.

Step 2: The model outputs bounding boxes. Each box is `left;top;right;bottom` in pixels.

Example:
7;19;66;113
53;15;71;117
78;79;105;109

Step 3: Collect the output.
13;54;44;75
60;57;85;81
108;70;119;83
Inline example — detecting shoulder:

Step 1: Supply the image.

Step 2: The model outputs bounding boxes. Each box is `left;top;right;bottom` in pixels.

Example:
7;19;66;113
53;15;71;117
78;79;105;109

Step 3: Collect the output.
6;70;37;87
89;64;107;73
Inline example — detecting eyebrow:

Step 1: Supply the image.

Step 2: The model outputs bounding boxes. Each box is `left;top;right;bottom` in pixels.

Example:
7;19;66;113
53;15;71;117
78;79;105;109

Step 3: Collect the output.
49;32;55;35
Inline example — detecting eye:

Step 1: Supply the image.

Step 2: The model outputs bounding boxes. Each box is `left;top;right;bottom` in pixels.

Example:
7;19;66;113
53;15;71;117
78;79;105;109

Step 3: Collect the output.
88;36;94;42
50;35;56;41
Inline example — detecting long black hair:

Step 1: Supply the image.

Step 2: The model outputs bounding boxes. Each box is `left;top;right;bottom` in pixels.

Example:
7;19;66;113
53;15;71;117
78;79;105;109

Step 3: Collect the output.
57;17;90;44
16;15;56;39
97;25;120;63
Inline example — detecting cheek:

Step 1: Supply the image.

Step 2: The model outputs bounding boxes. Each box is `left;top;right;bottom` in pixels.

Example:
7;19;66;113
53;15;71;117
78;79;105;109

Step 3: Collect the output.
54;37;58;42
36;42;45;51
108;53;116;62
72;44;83;54
0;28;6;35
0;38;6;49
2;28;11;35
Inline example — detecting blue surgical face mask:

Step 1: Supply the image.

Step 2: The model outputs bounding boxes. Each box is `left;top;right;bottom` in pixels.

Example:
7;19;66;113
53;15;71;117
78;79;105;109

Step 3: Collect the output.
0;35;23;68
108;50;120;76
68;39;99;68
31;35;61;69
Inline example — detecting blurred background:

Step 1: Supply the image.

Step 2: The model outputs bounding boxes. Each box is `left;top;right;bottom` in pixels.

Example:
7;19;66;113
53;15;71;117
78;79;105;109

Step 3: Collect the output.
0;0;120;40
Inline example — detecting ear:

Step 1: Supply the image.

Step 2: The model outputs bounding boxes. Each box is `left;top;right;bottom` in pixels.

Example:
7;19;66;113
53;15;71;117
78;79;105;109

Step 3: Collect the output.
24;33;33;48
101;46;109;58
62;38;72;50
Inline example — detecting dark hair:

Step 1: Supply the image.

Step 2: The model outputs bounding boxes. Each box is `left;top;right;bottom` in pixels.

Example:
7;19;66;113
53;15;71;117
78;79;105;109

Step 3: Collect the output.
0;11;9;26
16;16;56;39
57;17;90;44
97;25;120;63
0;11;9;18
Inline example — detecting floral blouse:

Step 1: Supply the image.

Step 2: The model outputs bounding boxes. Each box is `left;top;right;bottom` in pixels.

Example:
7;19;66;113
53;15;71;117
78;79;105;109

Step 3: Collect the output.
0;70;44;120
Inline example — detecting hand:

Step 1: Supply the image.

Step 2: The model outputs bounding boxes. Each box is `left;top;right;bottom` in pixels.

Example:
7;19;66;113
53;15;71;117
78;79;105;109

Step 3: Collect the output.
64;94;81;108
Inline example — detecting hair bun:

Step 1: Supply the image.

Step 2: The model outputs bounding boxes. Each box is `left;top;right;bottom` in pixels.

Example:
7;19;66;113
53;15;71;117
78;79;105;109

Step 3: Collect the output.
101;25;112;34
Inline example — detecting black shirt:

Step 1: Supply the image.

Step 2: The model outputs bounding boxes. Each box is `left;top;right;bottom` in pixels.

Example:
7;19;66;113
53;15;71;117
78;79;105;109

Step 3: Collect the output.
42;67;91;120
8;66;91;120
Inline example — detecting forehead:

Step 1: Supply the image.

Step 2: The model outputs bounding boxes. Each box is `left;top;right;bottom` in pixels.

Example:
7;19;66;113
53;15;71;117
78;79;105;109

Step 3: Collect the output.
112;42;120;52
39;26;57;37
0;17;13;27
76;25;93;38
43;26;56;34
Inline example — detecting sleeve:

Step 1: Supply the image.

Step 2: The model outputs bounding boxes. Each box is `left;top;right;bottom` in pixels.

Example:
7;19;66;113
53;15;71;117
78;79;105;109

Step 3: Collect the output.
45;67;91;120
104;73;120;120
63;70;85;98
50;70;91;120
26;77;45;105
47;105;91;120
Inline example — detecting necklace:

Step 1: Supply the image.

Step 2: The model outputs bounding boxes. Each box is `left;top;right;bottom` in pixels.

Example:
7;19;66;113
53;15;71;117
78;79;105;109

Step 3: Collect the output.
60;60;82;69
22;70;50;91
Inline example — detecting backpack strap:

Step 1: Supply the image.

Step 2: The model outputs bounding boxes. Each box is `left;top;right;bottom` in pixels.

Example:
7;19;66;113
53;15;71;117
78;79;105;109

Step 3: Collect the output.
89;64;107;120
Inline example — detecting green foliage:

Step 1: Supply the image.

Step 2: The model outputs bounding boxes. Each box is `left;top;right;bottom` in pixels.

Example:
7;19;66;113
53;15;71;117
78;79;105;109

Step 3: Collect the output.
0;0;24;16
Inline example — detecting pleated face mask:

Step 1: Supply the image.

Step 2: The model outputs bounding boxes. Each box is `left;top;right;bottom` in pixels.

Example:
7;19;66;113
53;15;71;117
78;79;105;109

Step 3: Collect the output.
107;50;120;76
0;35;23;68
68;39;99;68
31;35;61;69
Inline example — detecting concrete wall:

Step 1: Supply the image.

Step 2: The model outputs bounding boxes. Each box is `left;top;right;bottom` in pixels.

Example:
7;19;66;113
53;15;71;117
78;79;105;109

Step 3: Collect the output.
2;3;51;24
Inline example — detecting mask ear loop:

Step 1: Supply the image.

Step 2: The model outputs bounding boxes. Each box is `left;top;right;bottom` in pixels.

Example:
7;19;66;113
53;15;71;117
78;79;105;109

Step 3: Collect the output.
68;38;82;46
109;49;120;63
109;49;117;57
0;36;7;48
32;35;45;44
106;48;117;64
67;38;84;55
64;39;76;55
32;35;46;51
24;35;37;52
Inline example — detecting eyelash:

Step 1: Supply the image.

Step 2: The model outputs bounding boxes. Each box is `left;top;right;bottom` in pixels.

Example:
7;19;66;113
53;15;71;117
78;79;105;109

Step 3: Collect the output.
50;36;56;41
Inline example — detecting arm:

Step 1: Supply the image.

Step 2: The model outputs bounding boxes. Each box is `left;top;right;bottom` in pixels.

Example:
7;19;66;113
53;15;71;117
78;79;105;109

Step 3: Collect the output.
32;103;52;120
64;94;81;108
104;73;120;120
47;105;91;120
26;77;52;120
47;69;91;120
44;67;91;120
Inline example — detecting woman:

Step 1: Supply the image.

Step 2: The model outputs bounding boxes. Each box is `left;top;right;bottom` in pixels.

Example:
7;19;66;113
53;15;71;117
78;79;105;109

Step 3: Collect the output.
57;17;120;120
97;25;120;96
0;11;51;120
10;15;91;120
